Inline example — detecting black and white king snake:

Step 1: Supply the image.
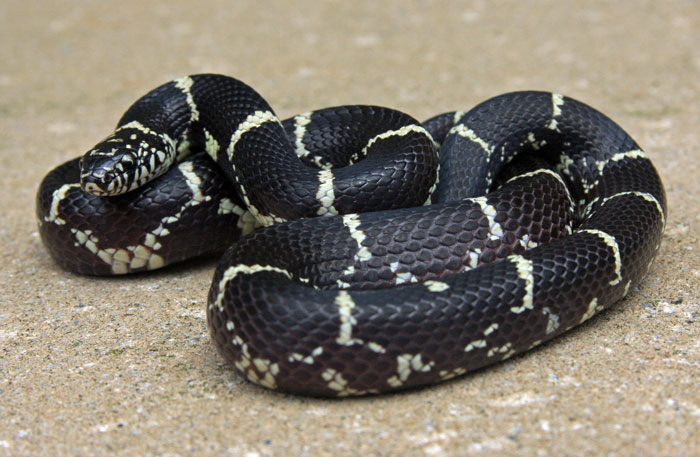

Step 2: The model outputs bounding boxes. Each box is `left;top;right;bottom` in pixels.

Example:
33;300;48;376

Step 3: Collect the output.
37;74;666;396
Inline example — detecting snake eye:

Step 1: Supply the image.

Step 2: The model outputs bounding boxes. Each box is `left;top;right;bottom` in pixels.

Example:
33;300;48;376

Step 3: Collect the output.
80;153;137;196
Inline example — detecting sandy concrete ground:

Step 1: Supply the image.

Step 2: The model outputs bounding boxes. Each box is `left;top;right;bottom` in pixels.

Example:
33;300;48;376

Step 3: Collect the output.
2;1;699;456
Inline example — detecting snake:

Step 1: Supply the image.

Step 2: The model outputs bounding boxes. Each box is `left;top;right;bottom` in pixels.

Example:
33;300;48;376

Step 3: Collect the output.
36;74;666;397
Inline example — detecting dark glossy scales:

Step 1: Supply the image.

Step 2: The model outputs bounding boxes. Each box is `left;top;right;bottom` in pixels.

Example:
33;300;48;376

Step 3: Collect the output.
36;75;666;396
208;194;664;396
206;90;665;396
219;168;573;291
37;153;242;275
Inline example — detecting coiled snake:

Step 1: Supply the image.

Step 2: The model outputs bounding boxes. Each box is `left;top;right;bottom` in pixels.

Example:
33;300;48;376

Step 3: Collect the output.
37;74;666;396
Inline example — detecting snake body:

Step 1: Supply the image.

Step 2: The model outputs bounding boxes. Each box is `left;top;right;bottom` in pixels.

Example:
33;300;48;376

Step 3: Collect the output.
37;74;666;396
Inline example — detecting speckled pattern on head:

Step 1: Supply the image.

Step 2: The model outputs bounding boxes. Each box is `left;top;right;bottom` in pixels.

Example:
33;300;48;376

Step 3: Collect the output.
36;75;666;396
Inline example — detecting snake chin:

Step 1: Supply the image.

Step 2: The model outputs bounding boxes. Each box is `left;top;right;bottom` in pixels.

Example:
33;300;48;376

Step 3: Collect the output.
79;164;116;196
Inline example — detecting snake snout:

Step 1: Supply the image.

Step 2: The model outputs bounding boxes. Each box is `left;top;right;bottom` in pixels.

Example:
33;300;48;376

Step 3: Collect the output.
80;154;135;196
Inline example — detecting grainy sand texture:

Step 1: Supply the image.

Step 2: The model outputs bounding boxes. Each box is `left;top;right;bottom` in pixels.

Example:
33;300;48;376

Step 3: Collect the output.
2;1;698;456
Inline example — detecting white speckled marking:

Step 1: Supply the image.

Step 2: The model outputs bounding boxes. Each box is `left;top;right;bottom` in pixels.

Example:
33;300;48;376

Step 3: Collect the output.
501;348;517;360
289;346;324;364
395;270;415;285
425;280;450;292
335;290;363;346
423;161;440;206
217;197;236;215
368;342;386;353
174;76;200;122
316;169;337;216
471;196;504;239
97;160;210;272
556;153;575;178
235;209;261;235
579;297;602;323
464;339;487;352
234;343;278;389
548;93;564;130
439;367;467;381
321;368;349;394
518;234;540;250
543;307;560;335
310;155;332;170
342;214;371;262
487;342;513;358
508;255;534;313
529;132;547;150
387;353;434;387
175;138;192;161
320;368;372;396
483;323;499;336
68;226;166;274
203;128;219;161
467;251;480;269
293;112;312;158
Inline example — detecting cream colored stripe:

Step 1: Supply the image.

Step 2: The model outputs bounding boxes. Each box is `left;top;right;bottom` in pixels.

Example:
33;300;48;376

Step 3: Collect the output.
449;124;494;155
174;76;200;122
212;264;292;312
505;168;575;209
342;214;371;262
580;229;623;286
471;196;503;239
316;169;337;216
227;110;279;159
44;184;80;225
548;93;564;130
293;112;312;158
335;290;362;346
358;124;430;161
596;149;648;176
508;254;534;313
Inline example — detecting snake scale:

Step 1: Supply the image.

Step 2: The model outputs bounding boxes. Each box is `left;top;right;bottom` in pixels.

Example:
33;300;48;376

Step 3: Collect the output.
37;74;666;396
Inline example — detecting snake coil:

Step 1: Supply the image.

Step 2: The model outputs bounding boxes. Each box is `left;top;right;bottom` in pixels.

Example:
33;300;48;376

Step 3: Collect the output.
37;74;666;396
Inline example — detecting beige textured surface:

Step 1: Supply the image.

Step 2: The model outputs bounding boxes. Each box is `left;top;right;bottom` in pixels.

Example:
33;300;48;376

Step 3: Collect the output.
2;1;699;456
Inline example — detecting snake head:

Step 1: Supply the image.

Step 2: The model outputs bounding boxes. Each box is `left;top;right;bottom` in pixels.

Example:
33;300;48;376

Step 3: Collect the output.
80;122;177;196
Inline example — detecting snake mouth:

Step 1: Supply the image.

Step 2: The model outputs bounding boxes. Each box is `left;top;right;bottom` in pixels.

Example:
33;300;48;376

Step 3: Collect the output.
81;179;109;196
